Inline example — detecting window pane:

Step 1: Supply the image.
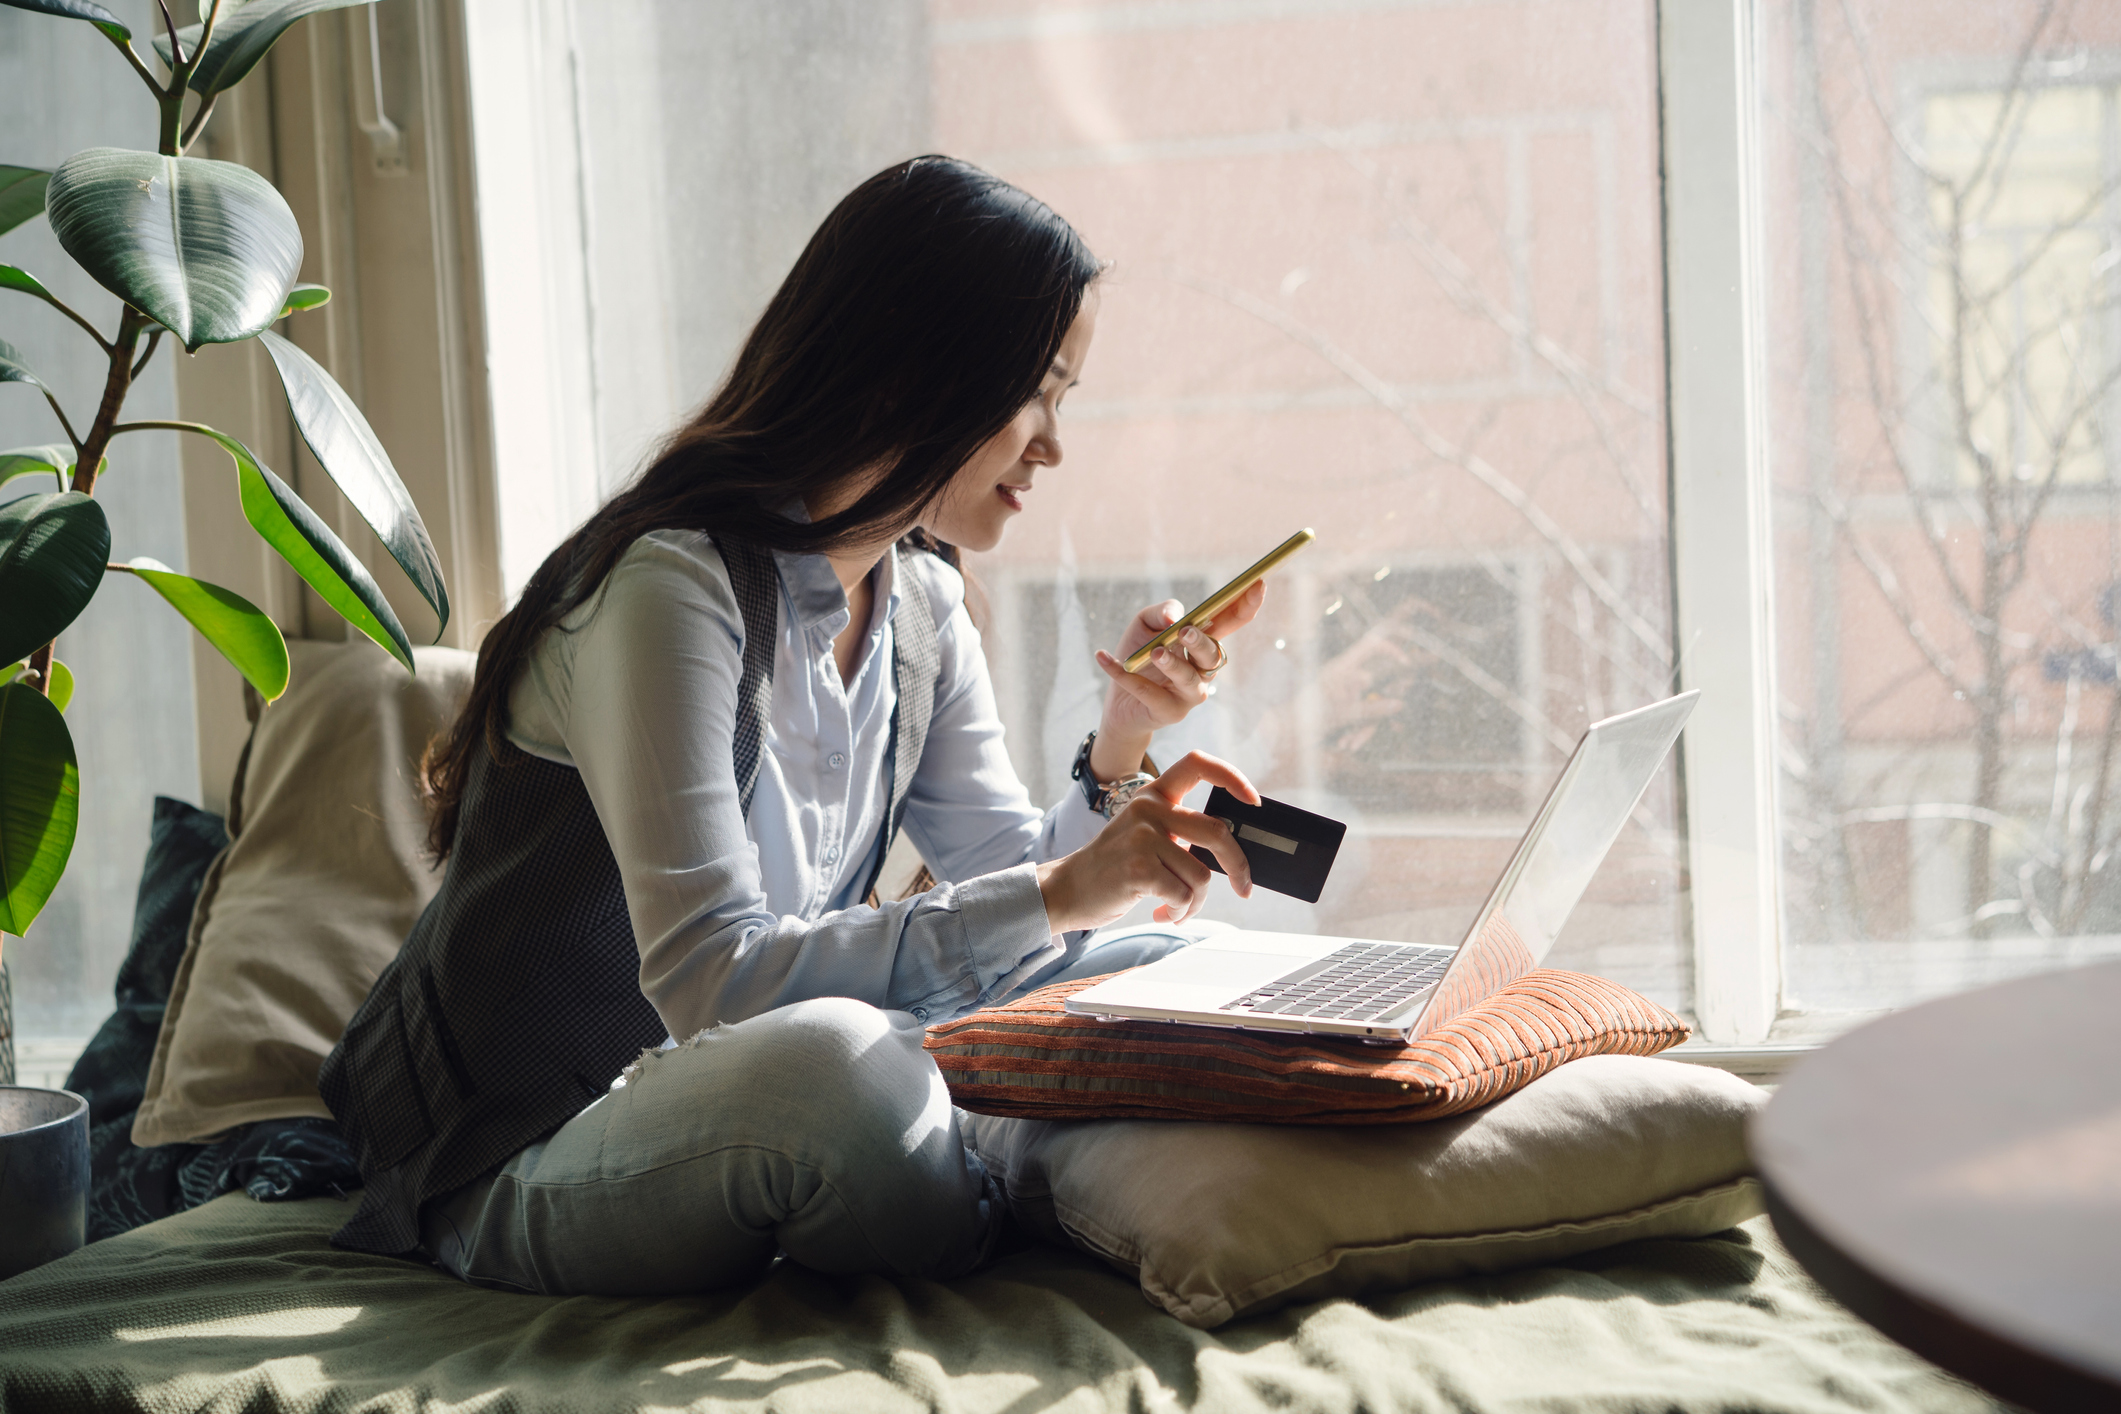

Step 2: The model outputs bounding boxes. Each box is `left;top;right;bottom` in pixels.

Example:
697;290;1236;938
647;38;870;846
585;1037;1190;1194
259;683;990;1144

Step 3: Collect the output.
938;1;1682;1004
491;0;1683;1010
1763;0;2121;1013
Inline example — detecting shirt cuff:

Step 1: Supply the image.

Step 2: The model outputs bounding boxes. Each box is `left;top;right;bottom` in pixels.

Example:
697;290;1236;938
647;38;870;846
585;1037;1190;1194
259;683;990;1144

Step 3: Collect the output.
955;862;1062;997
1048;789;1106;859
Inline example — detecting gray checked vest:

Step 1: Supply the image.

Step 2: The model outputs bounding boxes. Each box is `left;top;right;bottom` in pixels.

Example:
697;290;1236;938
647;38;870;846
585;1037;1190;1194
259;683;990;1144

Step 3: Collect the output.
319;538;945;1257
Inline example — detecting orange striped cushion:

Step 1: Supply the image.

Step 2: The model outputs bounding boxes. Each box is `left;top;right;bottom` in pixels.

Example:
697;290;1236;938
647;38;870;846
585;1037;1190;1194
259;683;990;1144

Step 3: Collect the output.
923;968;1689;1124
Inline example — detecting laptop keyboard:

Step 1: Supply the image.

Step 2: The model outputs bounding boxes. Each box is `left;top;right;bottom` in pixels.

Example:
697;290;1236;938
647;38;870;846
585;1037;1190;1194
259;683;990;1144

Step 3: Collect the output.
1225;942;1455;1023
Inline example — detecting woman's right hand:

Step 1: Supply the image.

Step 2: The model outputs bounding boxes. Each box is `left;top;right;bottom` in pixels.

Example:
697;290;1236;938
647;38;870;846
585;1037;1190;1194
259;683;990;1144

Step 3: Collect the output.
1036;752;1260;933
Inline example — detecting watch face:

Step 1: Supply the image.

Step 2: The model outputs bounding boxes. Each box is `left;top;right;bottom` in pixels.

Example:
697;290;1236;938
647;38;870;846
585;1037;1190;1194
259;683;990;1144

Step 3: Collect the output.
1104;775;1155;816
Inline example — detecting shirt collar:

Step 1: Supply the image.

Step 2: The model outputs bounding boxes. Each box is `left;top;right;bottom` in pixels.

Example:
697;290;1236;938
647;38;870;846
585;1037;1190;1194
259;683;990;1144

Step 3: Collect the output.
768;500;903;643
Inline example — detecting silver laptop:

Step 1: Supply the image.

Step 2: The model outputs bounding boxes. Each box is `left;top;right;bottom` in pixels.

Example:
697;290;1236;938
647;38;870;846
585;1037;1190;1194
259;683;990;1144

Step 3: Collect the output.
1065;692;1698;1042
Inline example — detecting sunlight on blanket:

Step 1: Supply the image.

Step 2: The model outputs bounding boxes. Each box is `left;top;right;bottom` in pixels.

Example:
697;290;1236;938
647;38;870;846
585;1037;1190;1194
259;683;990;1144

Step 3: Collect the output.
115;1305;365;1342
659;1357;843;1380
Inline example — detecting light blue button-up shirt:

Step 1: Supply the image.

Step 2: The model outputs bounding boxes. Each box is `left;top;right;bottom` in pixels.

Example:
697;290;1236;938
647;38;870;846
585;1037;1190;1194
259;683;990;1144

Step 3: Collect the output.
506;528;1105;1038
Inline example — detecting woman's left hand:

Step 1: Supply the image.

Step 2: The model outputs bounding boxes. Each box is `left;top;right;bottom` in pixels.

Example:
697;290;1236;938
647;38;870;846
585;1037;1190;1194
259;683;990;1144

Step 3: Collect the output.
1087;580;1266;780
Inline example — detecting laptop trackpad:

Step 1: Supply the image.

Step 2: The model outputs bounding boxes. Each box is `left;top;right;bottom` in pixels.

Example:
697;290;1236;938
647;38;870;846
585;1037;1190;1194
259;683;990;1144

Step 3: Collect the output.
1072;944;1295;1011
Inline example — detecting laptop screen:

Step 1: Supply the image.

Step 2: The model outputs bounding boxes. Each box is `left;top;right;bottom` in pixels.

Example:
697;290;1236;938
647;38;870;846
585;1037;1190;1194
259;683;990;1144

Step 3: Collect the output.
1418;692;1696;1036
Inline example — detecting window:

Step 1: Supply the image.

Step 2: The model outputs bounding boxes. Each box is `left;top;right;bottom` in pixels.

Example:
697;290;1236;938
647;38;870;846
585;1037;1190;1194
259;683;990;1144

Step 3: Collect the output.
445;0;2121;1060
35;0;2109;1079
468;0;1685;1013
939;0;1684;1004
1761;0;2121;1022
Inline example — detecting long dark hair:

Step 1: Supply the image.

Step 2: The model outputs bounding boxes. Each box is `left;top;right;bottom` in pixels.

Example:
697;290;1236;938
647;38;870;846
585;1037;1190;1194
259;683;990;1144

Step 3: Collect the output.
422;156;1101;859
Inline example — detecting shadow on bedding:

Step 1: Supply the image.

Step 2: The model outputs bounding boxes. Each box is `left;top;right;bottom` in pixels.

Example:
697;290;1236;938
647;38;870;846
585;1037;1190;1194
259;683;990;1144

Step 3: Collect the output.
0;1193;2004;1414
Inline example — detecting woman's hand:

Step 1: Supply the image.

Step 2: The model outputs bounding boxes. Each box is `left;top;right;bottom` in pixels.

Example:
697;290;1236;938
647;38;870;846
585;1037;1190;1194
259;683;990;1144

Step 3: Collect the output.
1036;752;1260;932
1086;580;1267;782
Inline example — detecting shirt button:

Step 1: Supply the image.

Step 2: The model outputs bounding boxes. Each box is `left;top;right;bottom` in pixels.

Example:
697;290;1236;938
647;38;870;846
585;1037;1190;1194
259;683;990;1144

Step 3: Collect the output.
824;845;839;864
828;752;846;770
911;1007;928;1021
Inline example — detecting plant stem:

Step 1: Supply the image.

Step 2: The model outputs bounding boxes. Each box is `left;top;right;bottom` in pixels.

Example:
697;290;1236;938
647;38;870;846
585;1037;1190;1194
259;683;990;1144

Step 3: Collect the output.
158;85;185;155
155;0;224;155
101;32;168;101
130;328;164;379
191;0;225;87
155;0;184;68
155;0;189;154
178;92;219;154
41;390;83;457
72;307;146;497
23;644;52;700
110;418;214;437
31;288;115;353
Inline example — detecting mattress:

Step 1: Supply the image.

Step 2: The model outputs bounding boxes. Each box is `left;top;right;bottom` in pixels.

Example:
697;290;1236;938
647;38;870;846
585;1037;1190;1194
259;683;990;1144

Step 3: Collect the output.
0;1191;2001;1413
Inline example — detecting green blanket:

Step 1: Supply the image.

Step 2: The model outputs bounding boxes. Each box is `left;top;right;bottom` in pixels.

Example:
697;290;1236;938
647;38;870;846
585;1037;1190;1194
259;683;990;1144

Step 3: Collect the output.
0;1193;1999;1413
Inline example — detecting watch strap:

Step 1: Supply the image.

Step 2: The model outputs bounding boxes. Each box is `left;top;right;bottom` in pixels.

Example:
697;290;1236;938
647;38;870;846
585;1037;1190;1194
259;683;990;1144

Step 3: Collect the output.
1072;730;1160;815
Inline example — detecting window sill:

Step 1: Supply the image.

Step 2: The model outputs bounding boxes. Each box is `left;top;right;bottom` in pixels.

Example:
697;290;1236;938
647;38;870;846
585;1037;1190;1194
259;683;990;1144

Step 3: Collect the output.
1659;1042;1812;1083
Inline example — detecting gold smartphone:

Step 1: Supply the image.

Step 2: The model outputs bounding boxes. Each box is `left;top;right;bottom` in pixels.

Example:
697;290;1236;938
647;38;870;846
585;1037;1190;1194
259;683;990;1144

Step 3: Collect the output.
1121;528;1315;674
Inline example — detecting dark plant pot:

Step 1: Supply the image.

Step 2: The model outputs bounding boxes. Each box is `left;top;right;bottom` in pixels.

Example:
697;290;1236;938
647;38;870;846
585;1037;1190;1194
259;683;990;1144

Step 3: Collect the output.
0;1087;88;1281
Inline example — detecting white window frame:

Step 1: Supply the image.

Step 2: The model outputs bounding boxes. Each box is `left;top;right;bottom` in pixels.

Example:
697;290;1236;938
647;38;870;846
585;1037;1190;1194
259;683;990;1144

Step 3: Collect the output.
1660;0;1790;1053
1657;5;2121;1075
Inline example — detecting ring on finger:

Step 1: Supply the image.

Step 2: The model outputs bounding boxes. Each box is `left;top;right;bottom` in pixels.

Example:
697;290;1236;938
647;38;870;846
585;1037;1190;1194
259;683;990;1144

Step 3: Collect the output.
1197;634;1230;681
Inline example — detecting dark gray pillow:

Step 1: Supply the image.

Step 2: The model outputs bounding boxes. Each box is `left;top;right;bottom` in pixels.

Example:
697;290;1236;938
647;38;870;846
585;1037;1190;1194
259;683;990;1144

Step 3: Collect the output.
65;799;226;1238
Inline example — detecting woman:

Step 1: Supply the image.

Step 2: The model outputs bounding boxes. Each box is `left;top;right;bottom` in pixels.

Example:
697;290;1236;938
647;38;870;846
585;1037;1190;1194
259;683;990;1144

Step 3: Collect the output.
320;156;1263;1296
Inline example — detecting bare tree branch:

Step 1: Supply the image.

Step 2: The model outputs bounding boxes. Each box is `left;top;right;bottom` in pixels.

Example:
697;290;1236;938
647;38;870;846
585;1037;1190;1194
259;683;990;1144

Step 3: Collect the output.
1973;172;2121;309
1816;488;1975;696
1398;615;1578;756
1317;132;1666;526
1961;0;2064;227
1163;265;1673;666
1823;153;1990;632
1833;0;1948;183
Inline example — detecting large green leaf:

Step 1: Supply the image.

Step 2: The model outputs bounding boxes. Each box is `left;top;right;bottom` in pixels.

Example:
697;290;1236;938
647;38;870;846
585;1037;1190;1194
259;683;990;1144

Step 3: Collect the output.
0;680;78;935
46;148;302;352
0;491;110;665
0;264;62;307
0;167;50;238
260;330;448;635
0;0;128;43
191;426;413;670
45;657;73;712
155;0;373;100
0;445;70;492
121;555;290;700
0;335;53;395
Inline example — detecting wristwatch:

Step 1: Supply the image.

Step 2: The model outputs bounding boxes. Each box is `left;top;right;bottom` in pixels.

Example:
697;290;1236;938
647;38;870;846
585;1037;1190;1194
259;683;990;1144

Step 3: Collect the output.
1071;730;1159;819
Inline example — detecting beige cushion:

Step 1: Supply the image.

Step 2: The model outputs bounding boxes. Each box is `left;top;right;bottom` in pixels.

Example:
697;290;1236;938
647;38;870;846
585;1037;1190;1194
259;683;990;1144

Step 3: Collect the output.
132;639;475;1146
963;1053;1766;1328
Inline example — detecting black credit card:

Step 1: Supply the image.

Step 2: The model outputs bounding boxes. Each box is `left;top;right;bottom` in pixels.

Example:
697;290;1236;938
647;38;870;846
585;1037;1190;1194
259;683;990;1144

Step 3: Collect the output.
1189;788;1346;903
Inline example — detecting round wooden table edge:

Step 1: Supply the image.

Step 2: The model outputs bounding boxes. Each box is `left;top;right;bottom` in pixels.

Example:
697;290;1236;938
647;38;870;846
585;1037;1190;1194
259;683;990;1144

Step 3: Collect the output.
1763;1176;2121;1413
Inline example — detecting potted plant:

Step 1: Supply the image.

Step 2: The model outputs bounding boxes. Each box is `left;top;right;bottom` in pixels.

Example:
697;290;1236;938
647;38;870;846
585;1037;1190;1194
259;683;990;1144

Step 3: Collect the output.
0;0;447;973
0;7;449;1268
